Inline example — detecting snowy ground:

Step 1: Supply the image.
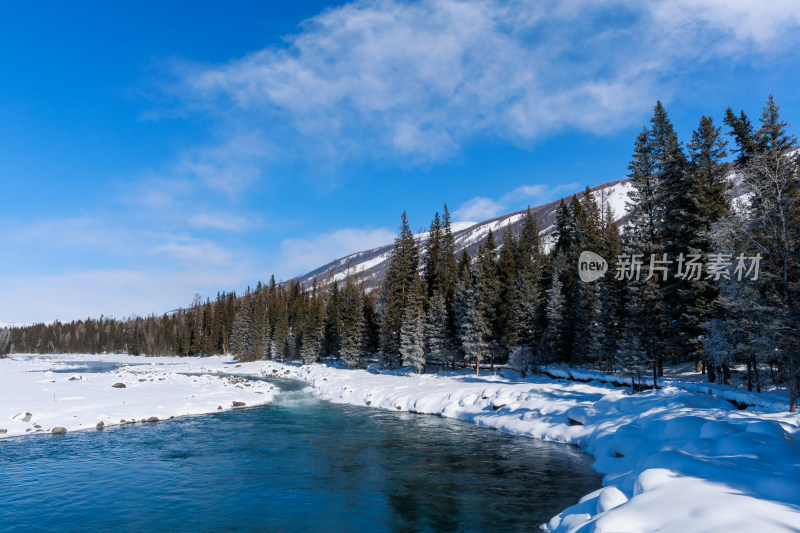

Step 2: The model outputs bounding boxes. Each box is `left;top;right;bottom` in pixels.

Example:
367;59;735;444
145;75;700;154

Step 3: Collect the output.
0;353;297;439
3;354;800;532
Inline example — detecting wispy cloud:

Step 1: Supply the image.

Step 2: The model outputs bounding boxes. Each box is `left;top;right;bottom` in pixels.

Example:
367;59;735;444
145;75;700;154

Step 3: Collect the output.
151;236;235;267
189;212;256;232
177;0;800;163
277;227;396;279
453;182;580;222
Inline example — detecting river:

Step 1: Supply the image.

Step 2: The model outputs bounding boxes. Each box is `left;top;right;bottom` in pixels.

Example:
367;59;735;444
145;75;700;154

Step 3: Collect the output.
1;377;600;532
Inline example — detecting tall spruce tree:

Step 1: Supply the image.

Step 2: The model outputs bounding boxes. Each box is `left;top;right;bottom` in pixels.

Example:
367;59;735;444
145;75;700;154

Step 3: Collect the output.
340;276;366;367
622;120;664;387
380;212;419;367
400;278;427;373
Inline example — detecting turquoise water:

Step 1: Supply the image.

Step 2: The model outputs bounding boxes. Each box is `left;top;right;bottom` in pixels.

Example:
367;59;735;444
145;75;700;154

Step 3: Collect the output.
1;378;600;532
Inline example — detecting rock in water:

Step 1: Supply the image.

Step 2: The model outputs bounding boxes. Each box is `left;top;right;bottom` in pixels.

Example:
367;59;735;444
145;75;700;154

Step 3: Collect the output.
52;427;67;435
146;416;159;423
232;401;246;408
0;429;7;434
111;383;126;388
96;421;105;429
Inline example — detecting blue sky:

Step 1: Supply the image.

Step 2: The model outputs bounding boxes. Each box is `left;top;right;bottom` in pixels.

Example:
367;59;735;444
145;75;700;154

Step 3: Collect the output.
2;0;800;324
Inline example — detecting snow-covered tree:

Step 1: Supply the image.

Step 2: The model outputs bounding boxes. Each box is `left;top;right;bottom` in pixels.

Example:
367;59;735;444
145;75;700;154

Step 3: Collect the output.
425;293;452;367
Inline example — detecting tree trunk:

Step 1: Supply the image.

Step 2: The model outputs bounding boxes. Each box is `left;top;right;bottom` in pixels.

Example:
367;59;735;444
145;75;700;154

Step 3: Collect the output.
657;355;664;377
695;358;702;373
722;363;731;386
653;357;658;390
752;353;761;393
789;366;797;413
475;360;480;376
707;363;716;384
746;360;753;392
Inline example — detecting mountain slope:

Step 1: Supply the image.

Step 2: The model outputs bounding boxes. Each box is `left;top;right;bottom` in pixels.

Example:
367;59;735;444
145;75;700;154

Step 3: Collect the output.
292;179;633;290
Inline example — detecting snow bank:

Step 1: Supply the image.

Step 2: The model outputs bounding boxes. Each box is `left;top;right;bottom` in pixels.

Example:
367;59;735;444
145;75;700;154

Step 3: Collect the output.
0;354;298;439
291;364;800;532
540;364;790;411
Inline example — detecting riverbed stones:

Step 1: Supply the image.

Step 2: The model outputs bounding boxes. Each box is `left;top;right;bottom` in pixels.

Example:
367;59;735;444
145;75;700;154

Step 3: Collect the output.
52;427;67;435
111;382;126;388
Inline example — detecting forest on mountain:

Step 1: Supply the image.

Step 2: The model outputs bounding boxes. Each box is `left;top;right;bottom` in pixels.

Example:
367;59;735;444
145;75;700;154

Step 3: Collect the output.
5;96;799;410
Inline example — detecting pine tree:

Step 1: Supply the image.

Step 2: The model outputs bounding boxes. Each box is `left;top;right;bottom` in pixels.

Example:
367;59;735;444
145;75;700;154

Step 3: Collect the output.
301;286;325;364
340;276;365;367
323;282;341;358
425;293;452;367
400;279;427;373
496;224;519;353
476;230;500;367
425;212;443;298
456;267;489;376
540;253;568;363
230;299;255;361
721;95;800;410
380;212;419;367
511;208;543;351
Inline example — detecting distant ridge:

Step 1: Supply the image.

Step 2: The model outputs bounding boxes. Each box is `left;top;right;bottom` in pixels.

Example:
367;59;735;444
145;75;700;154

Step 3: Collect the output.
291;179;633;291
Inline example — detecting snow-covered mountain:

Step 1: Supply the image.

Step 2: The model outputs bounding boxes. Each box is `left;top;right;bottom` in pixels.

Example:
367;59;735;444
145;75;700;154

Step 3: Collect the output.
292;179;634;290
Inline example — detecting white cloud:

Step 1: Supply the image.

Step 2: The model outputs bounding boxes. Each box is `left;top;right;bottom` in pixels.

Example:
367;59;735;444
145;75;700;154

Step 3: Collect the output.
179;0;800;162
151;237;235;267
189;212;254;232
277;227;396;278
453;182;581;222
452;197;506;222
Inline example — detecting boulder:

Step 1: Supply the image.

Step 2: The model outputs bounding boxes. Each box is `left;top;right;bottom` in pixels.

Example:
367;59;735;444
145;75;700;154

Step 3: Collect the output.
0;429;7;434
232;401;246;408
111;383;126;389
51;427;67;435
96;421;105;429
69;376;81;381
146;416;159;423
21;412;32;422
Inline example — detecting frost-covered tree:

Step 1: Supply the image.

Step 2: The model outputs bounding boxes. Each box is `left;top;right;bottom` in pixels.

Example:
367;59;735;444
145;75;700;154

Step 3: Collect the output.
0;327;10;356
425;293;452;367
400;281;426;373
458;285;489;376
230;300;255;361
720;95;800;410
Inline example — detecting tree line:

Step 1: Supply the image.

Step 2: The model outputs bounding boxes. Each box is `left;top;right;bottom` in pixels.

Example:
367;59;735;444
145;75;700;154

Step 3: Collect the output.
5;96;798;410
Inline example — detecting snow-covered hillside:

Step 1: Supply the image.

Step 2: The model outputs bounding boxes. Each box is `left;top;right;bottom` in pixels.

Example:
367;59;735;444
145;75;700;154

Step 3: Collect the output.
293;179;635;289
